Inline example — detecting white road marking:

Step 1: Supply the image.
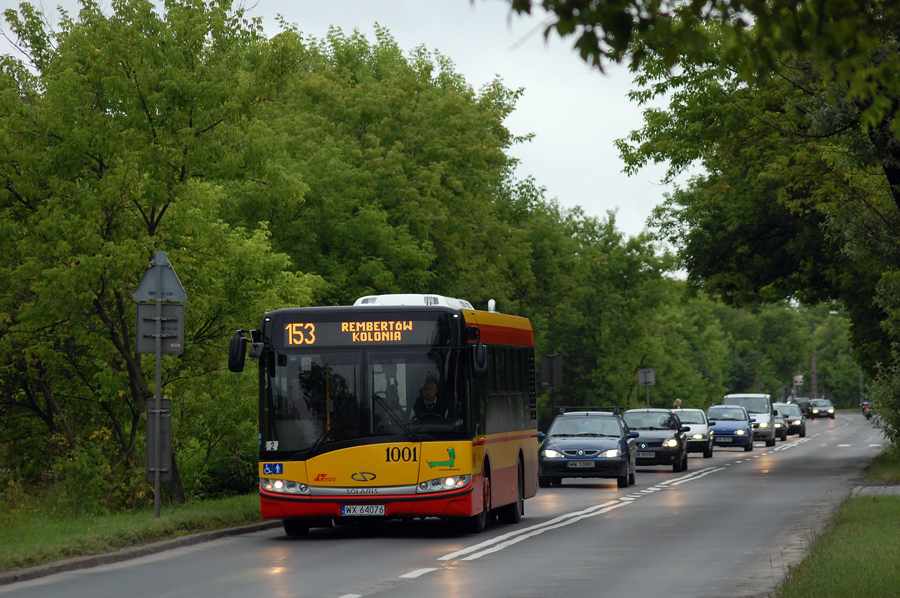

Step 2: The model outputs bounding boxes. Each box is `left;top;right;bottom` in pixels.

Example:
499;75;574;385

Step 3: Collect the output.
838;444;851;447
399;568;437;579
870;444;883;448
458;501;629;561
338;595;362;598
670;468;725;485
438;500;620;561
431;423;875;566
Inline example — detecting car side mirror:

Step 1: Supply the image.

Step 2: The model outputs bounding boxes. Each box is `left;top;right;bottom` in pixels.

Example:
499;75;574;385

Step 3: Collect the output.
750;418;757;423
537;431;545;442
680;426;691;433
627;431;639;439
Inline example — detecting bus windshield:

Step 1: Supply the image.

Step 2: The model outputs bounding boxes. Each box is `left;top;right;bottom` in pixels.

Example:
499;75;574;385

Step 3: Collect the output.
263;347;468;455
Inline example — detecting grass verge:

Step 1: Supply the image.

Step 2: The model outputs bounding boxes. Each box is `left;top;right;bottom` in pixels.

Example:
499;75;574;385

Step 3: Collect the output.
0;494;261;572
775;448;900;598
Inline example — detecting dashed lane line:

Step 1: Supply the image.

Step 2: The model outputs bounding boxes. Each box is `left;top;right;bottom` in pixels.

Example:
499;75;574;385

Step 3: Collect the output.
399;568;437;579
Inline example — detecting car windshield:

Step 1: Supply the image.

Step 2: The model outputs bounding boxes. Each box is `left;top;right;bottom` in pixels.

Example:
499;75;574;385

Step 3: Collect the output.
548;417;621;437
707;407;747;421
778;404;802;418
724;396;769;414
676;410;706;424
623;412;677;431
811;400;833;407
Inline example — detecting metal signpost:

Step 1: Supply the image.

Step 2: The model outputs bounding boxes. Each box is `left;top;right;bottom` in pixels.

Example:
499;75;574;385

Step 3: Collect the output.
541;354;563;414
134;250;187;518
638;368;655;408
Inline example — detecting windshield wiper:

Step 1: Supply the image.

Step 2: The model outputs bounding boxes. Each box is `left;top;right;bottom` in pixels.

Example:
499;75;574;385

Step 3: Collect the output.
372;394;422;443
301;397;356;459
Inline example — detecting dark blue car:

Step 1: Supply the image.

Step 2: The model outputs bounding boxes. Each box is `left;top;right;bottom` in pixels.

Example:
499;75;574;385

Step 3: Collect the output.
622;408;690;472
538;408;639;489
706;405;755;452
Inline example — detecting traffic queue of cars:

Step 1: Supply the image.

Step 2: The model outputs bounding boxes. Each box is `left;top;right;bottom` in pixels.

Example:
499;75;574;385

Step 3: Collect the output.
538;394;833;488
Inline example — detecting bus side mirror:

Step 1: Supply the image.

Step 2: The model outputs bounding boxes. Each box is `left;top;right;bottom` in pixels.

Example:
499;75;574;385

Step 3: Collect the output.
228;331;247;373
471;340;488;379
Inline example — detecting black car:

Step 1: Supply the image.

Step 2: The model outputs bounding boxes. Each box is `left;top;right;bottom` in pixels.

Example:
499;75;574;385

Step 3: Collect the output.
622;408;690;472
538;408;639;488
809;398;835;419
774;402;806;437
792;396;812;417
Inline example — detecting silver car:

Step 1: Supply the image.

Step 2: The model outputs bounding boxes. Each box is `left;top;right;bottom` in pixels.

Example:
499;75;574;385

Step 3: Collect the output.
672;408;713;458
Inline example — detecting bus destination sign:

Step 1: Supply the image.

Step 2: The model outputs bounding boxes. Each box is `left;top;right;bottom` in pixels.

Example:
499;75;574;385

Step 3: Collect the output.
280;318;442;348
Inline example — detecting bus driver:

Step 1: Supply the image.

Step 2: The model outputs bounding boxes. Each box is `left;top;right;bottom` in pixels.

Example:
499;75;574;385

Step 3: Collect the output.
410;375;451;421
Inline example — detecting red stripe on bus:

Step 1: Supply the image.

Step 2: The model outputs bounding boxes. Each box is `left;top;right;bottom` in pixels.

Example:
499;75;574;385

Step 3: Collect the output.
473;323;534;347
482;431;538;445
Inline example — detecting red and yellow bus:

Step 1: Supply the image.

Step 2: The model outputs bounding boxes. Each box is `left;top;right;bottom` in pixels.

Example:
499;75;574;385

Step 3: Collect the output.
228;294;538;535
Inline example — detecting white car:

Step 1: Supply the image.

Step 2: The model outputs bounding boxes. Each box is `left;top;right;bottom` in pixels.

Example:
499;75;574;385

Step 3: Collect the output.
723;393;776;447
672;408;713;458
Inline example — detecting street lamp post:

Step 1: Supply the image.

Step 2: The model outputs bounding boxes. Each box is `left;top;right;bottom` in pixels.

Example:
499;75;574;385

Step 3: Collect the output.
810;320;818;401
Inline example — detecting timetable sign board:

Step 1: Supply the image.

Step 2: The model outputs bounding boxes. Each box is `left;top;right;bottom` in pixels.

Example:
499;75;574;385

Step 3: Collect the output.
638;368;656;386
136;304;185;354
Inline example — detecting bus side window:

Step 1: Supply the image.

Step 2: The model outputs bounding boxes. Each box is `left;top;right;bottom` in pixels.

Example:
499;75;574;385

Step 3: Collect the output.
488;347;497;394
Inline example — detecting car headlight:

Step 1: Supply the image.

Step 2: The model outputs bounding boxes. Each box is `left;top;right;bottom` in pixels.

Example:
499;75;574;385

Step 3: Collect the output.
792;419;801;425
774;423;782;428
599;448;622;458
662;437;679;448
828;408;834;413
417;474;469;493
734;429;746;436
691;433;704;440
542;449;564;458
812;409;819;414
758;422;768;428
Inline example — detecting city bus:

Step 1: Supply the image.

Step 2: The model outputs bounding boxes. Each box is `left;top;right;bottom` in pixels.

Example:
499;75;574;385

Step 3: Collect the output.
228;294;538;535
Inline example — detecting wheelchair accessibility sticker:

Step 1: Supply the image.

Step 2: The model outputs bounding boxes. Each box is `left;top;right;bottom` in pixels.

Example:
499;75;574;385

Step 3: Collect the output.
263;463;284;475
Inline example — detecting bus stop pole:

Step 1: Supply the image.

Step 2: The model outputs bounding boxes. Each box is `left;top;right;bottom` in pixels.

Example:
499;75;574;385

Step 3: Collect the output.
154;262;162;518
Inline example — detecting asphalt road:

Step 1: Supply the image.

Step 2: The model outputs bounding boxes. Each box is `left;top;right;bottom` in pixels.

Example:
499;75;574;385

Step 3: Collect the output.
1;414;884;598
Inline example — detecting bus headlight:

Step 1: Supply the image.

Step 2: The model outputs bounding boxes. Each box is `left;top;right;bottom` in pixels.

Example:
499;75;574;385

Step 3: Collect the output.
417;474;469;493
261;478;309;494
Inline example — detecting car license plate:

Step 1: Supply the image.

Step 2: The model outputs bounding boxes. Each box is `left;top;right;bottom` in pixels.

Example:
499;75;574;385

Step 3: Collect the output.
716;437;732;443
636;451;655;458
341;505;385;516
567;461;595;468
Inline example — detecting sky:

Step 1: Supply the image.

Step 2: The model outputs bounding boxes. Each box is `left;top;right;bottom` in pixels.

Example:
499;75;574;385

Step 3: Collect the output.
1;0;686;238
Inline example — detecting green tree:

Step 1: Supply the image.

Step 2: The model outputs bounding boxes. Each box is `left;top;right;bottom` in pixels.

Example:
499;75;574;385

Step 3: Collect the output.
0;0;320;509
224;24;530;308
509;1;900;135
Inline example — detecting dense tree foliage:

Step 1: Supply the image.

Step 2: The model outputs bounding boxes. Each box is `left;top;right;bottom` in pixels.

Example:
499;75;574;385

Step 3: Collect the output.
510;0;900;136
0;0;859;514
606;8;900;437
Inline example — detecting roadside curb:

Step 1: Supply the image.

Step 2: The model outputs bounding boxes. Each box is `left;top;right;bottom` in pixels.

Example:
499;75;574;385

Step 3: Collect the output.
0;520;283;586
852;485;900;496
